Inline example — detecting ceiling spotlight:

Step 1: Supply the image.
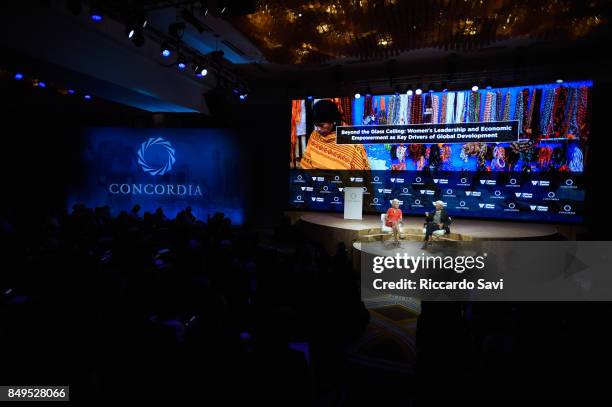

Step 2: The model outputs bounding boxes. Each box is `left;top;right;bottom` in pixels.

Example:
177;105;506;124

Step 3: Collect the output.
14;72;23;80
239;93;248;100
37;81;46;88
471;85;479;92
199;68;208;77
556;78;563;84
84;94;92;100
415;88;422;95
127;27;144;47
354;92;361;99
161;45;171;57
90;9;103;22
307;95;314;100
177;55;187;70
67;89;75;94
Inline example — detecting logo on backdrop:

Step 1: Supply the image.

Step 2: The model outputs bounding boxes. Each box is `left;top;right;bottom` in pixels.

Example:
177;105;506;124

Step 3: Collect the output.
109;137;202;197
137;137;176;176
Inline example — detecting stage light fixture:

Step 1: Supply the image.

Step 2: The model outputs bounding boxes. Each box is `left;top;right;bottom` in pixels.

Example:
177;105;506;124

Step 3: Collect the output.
354;92;361;99
177;54;188;70
90;8;103;21
415;88;422;95
67;89;75;94
471;85;479;92
14;72;23;80
127;28;144;47
161;45;172;57
556;78;563;83
239;93;248;100
37;81;46;88
307;95;314;100
84;94;92;100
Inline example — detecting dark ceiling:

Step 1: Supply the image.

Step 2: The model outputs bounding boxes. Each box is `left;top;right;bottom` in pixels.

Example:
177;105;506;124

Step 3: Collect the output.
230;0;611;65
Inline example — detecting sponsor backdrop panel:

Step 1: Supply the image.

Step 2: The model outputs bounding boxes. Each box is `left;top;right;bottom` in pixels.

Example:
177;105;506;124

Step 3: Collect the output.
68;127;245;224
290;169;583;222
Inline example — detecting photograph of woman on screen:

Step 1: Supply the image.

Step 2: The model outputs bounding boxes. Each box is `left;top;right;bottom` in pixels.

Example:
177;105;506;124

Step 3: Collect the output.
299;99;371;170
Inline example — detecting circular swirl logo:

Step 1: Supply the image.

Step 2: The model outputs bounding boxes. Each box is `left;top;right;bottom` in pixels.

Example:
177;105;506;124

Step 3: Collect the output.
137;137;176;176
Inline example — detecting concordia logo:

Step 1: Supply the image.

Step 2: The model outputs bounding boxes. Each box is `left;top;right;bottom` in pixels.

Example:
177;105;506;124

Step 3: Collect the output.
137;137;176;176
109;137;202;197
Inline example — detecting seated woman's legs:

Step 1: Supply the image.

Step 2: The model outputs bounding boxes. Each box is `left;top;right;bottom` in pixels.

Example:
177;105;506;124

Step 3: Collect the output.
392;222;400;242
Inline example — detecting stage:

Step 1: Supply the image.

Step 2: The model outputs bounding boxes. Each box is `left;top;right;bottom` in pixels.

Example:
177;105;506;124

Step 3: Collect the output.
286;211;563;256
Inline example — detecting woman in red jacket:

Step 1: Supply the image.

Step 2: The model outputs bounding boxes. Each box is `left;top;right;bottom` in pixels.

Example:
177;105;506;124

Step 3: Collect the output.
385;198;403;245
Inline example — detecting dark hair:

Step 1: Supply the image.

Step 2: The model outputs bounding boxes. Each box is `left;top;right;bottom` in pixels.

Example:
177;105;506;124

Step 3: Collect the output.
312;99;341;124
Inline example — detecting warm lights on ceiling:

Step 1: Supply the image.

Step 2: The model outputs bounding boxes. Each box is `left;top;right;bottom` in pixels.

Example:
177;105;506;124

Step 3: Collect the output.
234;0;609;64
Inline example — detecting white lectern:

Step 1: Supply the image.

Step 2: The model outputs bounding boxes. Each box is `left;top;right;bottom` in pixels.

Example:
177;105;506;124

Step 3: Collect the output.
343;187;364;220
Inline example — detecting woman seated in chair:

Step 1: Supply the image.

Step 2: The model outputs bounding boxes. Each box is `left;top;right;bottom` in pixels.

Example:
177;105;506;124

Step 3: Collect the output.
422;200;451;249
385;198;403;245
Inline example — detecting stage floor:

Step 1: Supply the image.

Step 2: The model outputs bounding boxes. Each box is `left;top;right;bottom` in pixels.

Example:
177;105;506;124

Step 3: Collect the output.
286;211;560;255
290;211;558;239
